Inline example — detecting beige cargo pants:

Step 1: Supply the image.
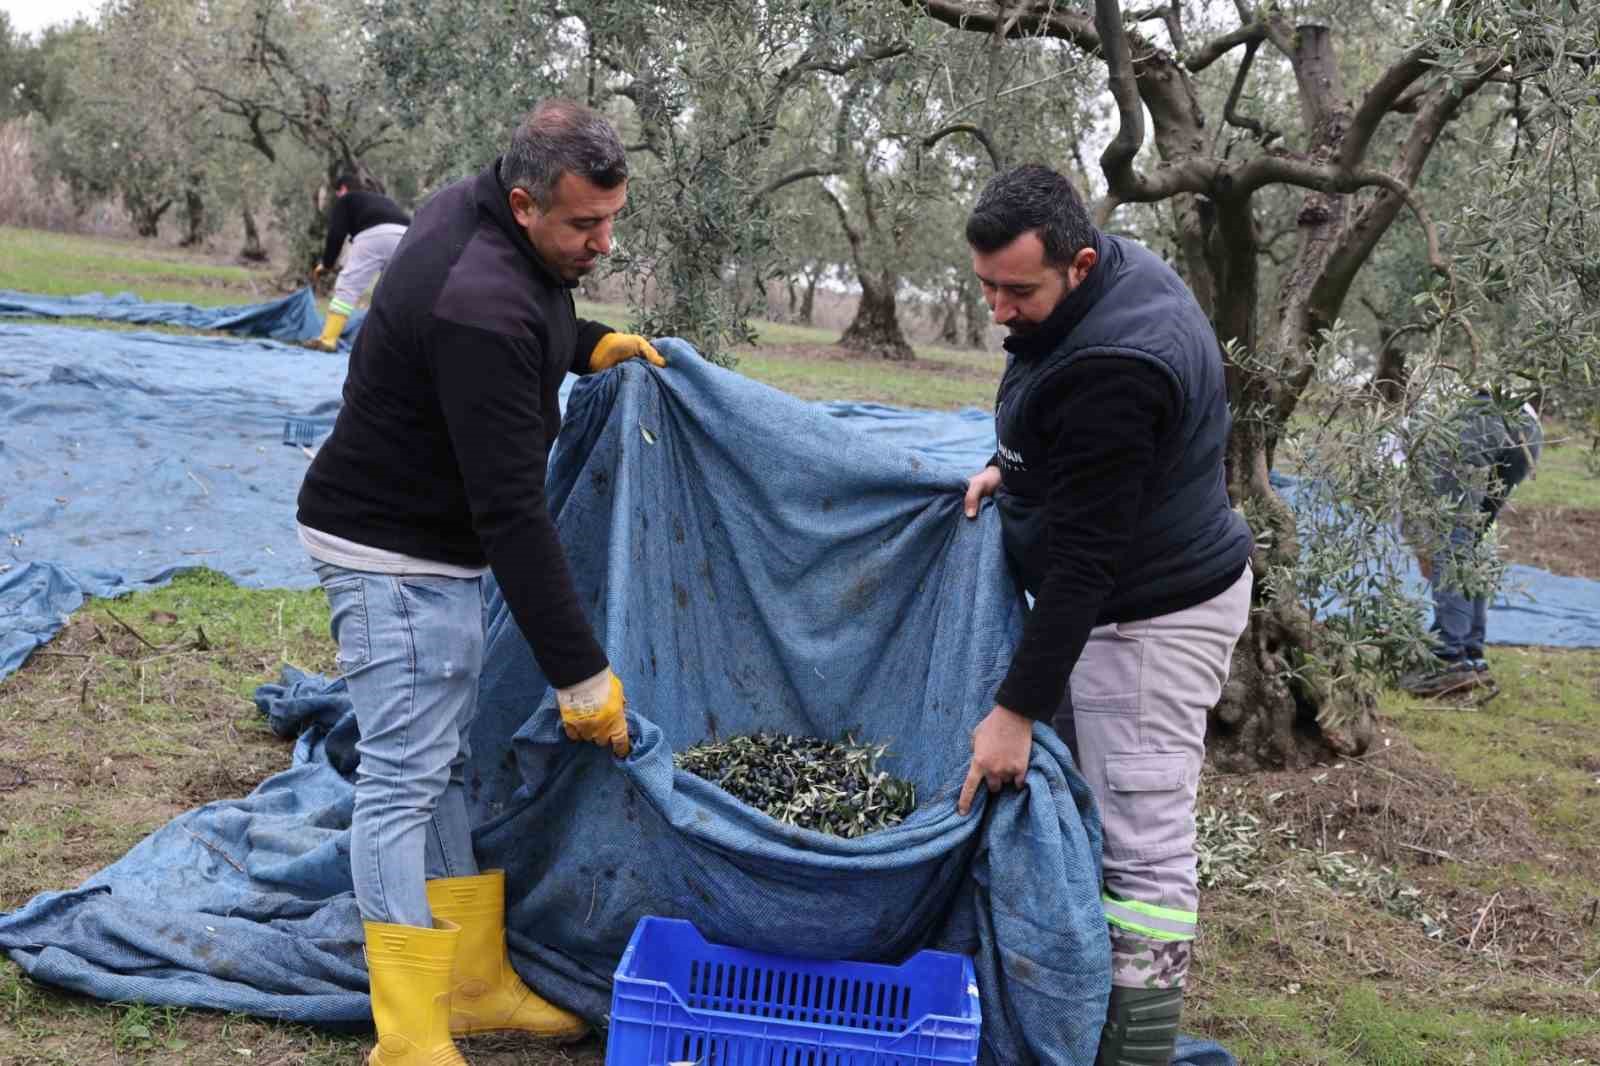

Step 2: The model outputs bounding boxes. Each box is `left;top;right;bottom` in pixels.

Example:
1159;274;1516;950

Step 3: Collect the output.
1051;563;1252;989
329;223;407;319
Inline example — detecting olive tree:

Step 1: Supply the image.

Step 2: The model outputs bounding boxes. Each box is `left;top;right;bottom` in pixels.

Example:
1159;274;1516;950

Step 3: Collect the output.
911;0;1600;768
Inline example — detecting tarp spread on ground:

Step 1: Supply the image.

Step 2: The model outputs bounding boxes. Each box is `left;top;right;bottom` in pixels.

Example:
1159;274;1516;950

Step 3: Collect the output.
0;345;1236;1066
4;311;1600;685
0;287;363;348
814;407;1600;650
0;321;384;678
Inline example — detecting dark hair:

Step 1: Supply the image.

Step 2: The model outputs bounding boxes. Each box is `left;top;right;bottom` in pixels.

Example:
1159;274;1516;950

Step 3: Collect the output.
966;164;1096;267
334;173;360;192
498;99;628;209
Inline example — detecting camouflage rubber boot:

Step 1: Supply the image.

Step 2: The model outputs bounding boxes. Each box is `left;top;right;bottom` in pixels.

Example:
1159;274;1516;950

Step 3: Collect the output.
1094;985;1183;1066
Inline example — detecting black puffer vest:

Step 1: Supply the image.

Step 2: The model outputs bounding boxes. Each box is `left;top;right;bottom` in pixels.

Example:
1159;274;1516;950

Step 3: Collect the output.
994;234;1252;621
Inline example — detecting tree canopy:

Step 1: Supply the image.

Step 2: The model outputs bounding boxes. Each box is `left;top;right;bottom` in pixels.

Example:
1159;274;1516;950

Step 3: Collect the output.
9;0;1599;768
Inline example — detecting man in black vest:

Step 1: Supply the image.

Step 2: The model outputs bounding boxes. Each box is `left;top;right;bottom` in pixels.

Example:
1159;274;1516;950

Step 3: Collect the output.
957;165;1254;1066
297;100;665;1065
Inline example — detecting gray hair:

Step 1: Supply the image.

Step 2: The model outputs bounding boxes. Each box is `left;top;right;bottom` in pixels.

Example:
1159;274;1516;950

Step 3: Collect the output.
498;99;628;209
966;164;1097;267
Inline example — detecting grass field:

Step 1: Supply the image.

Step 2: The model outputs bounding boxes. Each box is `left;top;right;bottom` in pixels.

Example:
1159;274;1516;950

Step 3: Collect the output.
2;225;1003;411
3;227;1599;1065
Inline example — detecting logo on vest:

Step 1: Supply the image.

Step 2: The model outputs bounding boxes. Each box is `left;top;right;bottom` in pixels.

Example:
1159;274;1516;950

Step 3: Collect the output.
997;441;1026;471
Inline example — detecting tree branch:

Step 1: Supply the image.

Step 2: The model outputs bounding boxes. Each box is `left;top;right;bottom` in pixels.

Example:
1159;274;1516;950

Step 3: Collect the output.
1223;39;1279;144
1338;45;1436;172
1164;3;1188;55
907;0;1100;53
791;42;912;78
816;183;865;274
1227;157;1444;272
1388;81;1432;115
922;122;1002;168
1094;0;1145;196
1185;22;1266;72
752;165;842;201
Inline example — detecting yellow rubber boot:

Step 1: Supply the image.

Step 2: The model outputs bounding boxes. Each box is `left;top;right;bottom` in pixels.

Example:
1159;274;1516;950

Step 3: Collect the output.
425;870;589;1041
363;918;468;1066
302;310;347;352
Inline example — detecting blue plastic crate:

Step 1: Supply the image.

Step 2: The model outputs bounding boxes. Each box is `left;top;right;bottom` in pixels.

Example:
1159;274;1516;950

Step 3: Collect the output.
605;916;980;1066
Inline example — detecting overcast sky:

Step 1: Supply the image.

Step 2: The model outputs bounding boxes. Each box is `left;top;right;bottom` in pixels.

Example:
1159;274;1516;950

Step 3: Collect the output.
3;0;98;36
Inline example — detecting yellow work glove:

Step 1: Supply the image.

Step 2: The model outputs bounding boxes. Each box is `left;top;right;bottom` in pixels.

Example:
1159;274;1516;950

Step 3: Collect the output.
557;668;632;757
589;332;667;372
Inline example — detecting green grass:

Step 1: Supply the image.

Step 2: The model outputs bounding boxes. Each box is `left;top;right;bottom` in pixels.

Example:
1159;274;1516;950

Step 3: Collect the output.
2;226;1003;409
0;570;335;912
1384;647;1600;854
5;225;1600;1063
1511;429;1600;510
0;226;276;305
1206;984;1600;1065
575;297;1003;409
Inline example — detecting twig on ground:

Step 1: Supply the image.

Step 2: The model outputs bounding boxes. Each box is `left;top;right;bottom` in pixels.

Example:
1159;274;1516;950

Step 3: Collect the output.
1397;841;1457;863
103;607;159;651
1467;891;1500;951
183;828;246;873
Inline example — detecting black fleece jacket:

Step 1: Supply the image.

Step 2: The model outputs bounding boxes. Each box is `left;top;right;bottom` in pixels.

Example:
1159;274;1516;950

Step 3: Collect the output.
298;161;615;688
318;190;411;270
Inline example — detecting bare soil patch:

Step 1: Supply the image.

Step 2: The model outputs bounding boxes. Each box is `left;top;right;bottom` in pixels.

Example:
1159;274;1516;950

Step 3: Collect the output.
1497;504;1600;579
1197;724;1600;994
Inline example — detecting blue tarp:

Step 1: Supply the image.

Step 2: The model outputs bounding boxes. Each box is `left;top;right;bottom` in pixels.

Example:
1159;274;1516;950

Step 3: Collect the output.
4;306;1599;683
0;321;386;677
815;408;1600;649
0;287;364;347
818;400;995;470
0;343;1241;1064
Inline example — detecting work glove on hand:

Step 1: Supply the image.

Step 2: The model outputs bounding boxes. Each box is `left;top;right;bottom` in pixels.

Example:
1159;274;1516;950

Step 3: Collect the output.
557;668;632;757
589;333;667;372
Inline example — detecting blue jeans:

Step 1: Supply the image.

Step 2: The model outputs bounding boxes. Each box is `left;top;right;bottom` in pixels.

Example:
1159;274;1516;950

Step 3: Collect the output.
1428;430;1541;661
315;563;486;927
1430;526;1489;661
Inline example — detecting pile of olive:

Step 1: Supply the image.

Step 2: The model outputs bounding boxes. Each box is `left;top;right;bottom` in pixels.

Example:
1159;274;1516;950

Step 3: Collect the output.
674;733;917;838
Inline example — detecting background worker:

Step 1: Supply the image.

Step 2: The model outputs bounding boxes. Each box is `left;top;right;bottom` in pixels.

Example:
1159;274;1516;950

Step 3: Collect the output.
296;100;666;1065
302;173;411;352
1398;390;1543;696
958;165;1254;1066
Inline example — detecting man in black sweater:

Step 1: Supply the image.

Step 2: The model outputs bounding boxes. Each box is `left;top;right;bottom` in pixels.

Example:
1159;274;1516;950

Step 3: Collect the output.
957;166;1254;1066
302;174;412;352
297;100;665;1065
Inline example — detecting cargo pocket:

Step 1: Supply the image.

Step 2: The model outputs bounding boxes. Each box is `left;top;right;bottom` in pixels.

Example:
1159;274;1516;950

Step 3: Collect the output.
322;577;372;672
1102;752;1193;861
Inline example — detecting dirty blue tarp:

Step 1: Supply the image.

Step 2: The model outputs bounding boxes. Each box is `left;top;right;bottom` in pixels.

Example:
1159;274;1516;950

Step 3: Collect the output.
0;344;1237;1066
0;287;363;348
4;314;1600;686
818;400;995;470
0;321;395;678
813;406;1600;649
0;562;183;681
